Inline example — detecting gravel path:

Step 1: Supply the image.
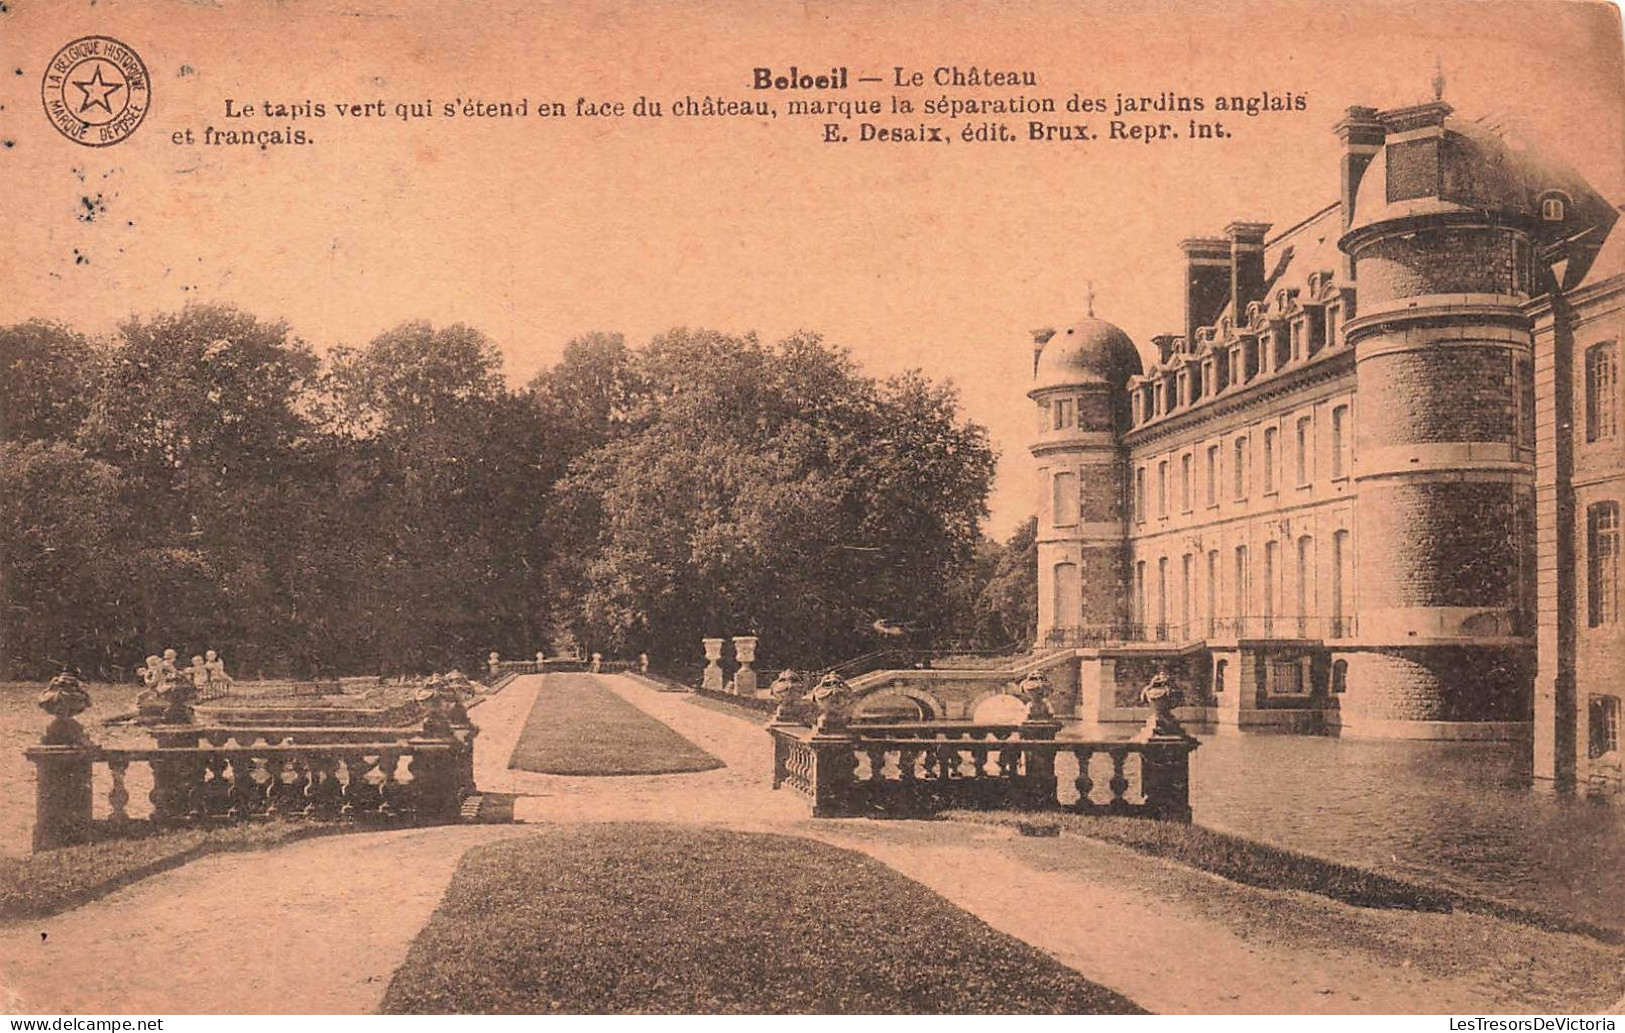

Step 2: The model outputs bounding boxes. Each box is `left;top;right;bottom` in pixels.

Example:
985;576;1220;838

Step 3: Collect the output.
2;673;1618;1014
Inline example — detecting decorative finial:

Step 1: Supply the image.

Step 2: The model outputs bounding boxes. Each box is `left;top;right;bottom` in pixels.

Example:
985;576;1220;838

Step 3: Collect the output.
1085;280;1096;318
1432;56;1446;102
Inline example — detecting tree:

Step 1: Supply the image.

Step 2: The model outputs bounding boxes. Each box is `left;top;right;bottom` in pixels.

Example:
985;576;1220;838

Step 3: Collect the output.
0;441;124;678
322;321;554;673
0;321;97;445
555;328;997;669
975;517;1039;648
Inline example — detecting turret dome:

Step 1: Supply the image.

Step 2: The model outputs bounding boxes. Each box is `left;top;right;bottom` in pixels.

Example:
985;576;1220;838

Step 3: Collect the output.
1032;318;1142;391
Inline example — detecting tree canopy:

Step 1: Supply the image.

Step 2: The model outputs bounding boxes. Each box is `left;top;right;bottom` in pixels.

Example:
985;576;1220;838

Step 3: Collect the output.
0;306;1020;680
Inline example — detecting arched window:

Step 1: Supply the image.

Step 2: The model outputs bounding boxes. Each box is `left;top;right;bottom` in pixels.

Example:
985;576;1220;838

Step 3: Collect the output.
1541;195;1566;222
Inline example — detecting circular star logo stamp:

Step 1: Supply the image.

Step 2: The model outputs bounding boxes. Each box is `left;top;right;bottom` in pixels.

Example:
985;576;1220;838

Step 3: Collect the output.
40;36;151;147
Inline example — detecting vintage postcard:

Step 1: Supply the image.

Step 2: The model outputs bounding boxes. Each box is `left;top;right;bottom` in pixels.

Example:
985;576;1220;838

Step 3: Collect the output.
1;0;1622;1019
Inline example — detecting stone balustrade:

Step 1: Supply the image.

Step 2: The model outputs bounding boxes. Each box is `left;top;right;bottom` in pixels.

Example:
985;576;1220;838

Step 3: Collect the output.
768;722;1198;821
24;674;478;851
768;668;1197;820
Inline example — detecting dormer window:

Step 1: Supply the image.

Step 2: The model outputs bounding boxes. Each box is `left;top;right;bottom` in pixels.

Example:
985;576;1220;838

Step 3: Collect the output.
1541;196;1566;222
1290;318;1306;364
1325;303;1341;350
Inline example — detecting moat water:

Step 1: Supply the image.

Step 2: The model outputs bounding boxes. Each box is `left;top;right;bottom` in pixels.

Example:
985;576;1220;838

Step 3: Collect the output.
1064;724;1624;932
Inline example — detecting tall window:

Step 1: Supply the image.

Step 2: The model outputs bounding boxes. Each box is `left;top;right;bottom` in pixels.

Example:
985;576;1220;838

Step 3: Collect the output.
1053;397;1075;430
1156;557;1169;639
1134;560;1148;627
1589;501;1620;627
1206;445;1219;506
1233;545;1250;624
1233;437;1249;500
1051;471;1079;526
1587;342;1618;443
1296;535;1315;633
1181;553;1194;631
1331;405;1351;479
1180;453;1193;512
1053;562;1081;628
1206;549;1219;632
1325;304;1341;350
1262;541;1278;634
1263;427;1277;493
1332;529;1352;637
1134;467;1147;524
1157;460;1169;518
1296;415;1314;485
1591;695;1621;759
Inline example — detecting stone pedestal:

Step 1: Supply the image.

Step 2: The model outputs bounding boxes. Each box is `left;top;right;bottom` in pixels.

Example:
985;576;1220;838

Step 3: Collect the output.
701;638;725;691
26;745;95;851
732;636;758;696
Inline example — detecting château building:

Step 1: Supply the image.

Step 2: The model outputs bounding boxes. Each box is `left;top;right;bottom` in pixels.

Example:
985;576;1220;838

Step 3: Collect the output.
1026;96;1623;785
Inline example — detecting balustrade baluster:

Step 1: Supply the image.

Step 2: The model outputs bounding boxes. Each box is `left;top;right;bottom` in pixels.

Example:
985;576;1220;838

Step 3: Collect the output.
1073;745;1095;807
970;744;991;778
227;755;257;818
377;752;401;817
864;745;886;783
263;756;288;816
203;754;232;816
898;747;919;782
107;757;130;823
1108;747;1131;810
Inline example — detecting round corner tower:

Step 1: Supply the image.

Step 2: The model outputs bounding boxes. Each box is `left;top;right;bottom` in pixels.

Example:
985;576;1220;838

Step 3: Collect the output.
1336;99;1546;736
1030;318;1142;646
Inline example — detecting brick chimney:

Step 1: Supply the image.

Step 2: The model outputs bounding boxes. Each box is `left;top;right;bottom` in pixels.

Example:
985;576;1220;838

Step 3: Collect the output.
1226;221;1272;318
1180;237;1231;345
1031;327;1056;377
1333;105;1386;233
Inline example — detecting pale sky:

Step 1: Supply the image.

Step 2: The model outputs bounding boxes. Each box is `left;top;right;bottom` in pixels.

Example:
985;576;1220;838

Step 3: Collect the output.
3;0;1621;538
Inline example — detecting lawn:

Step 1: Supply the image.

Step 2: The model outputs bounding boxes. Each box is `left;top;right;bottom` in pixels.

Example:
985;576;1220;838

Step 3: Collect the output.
507;674;723;775
380;823;1144;1014
948;811;1625;944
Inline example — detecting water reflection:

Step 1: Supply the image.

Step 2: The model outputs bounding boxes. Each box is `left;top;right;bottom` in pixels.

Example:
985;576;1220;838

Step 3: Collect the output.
1060;722;1624;931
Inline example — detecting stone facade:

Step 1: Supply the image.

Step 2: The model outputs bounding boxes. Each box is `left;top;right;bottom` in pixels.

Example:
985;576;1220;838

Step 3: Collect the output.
1029;97;1621;756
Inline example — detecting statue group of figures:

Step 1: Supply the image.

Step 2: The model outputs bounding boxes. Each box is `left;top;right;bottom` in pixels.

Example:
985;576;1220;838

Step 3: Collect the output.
135;648;233;721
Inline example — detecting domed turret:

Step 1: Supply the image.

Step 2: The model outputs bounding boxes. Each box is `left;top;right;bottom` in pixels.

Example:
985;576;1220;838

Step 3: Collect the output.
1033;318;1143;391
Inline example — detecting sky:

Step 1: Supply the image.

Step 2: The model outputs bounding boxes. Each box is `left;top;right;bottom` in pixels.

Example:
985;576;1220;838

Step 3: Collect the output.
2;0;1622;538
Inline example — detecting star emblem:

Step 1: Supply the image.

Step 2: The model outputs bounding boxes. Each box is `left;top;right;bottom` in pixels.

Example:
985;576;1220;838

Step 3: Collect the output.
72;64;123;115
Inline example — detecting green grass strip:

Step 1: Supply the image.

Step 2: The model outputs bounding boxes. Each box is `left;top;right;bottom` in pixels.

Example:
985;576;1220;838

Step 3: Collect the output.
380;823;1144;1014
507;674;723;776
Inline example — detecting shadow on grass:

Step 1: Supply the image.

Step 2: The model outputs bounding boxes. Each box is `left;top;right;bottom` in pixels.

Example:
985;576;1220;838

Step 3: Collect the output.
0;820;358;923
949;811;1625;946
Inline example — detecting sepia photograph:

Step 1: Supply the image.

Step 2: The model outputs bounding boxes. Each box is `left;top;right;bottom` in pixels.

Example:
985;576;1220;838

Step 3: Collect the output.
0;0;1622;1019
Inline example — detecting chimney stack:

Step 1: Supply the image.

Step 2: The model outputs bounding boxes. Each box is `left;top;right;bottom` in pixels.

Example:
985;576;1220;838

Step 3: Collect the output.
1031;327;1056;376
1333;106;1386;233
1180;237;1231;345
1226;221;1272;319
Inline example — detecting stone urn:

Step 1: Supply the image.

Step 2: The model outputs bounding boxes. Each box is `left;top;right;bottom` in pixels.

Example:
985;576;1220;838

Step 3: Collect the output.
38;673;92;745
1017;670;1054;721
767;668;807;725
156;669;197;725
701;637;725;691
810;672;853;736
415;686;454;738
1137;668;1192;742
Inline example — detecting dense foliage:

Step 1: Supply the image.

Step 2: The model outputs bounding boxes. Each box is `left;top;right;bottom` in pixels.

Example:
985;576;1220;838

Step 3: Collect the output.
0;307;1030;679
